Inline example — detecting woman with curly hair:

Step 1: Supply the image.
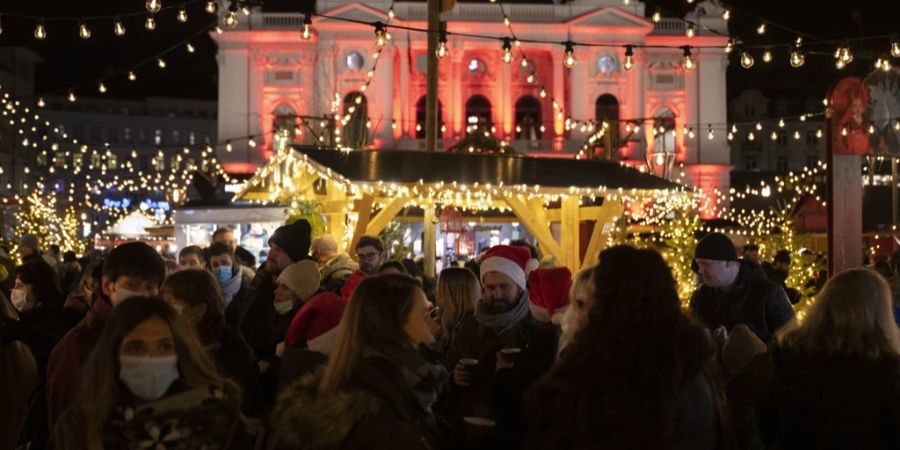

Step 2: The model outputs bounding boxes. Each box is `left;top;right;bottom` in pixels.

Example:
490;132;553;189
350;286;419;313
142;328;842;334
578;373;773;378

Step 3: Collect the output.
524;245;720;450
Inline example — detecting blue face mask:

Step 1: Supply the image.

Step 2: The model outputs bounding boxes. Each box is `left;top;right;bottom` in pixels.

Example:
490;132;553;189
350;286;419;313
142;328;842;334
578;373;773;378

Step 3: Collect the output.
216;265;233;284
119;354;179;401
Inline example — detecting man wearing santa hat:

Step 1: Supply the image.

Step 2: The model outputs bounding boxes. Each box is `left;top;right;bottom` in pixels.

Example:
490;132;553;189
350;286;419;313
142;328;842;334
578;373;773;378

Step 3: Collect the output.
440;245;558;446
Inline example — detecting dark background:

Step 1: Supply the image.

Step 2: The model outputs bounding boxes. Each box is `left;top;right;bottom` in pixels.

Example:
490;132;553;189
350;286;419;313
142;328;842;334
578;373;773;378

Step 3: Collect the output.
0;0;896;102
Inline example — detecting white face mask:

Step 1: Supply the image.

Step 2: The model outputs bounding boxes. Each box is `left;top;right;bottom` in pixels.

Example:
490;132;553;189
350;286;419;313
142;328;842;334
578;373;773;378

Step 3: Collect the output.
10;288;29;312
274;299;295;315
119;354;180;401
110;285;147;306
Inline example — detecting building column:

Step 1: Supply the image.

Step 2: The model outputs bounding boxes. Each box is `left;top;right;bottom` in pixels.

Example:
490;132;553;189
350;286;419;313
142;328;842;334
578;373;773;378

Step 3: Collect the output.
569;58;588;142
216;44;251;171
451;50;465;138
375;46;394;146
553;56;565;138
501;61;513;139
398;44;410;142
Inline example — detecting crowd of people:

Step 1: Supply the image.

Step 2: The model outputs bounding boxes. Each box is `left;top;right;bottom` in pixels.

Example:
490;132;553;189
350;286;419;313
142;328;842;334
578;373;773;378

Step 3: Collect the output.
1;226;899;450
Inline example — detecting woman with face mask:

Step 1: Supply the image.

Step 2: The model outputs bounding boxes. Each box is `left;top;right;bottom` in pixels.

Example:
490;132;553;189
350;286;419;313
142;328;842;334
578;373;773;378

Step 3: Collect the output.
53;296;248;450
2;260;79;375
161;269;263;417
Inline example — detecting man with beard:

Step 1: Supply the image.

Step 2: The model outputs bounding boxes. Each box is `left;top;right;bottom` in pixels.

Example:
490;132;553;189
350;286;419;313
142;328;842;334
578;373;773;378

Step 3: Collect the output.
440;245;559;447
354;235;386;276
242;220;312;372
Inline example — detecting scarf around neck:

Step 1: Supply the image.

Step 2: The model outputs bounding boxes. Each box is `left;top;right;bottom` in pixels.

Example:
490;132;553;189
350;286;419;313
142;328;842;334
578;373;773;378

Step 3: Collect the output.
475;288;531;334
220;270;242;306
367;345;448;415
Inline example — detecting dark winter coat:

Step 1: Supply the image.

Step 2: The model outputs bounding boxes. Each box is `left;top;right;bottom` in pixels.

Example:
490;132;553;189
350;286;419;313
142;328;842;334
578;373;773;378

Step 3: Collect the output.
1;303;79;375
277;347;328;394
223;284;252;331
770;344;900;450
46;293;112;427
259;303;303;408
727;351;780;450
689;260;795;342
273;358;443;450
320;253;358;294
241;271;277;361
209;325;263;417
523;370;720;450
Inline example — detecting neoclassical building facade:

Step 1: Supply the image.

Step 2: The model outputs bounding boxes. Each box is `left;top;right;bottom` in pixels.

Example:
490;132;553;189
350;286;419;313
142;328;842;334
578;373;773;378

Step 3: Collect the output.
214;0;731;203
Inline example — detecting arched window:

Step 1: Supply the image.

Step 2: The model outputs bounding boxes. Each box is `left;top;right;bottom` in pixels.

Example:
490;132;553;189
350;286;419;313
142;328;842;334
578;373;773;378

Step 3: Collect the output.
272;104;297;150
465;95;492;129
514;96;542;140
342;92;368;149
595;94;620;147
653;107;677;154
415;96;443;139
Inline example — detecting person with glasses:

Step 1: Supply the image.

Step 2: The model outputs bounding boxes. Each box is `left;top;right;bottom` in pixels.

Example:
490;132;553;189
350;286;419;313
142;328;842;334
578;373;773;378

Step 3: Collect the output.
355;235;387;276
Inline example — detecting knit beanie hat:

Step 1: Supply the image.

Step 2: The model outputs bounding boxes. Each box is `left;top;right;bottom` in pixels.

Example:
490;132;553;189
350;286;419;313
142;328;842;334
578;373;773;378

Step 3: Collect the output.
694;232;738;262
528;267;572;324
269;219;313;263
277;260;321;301
284;292;347;354
19;234;40;251
480;245;531;292
721;324;767;373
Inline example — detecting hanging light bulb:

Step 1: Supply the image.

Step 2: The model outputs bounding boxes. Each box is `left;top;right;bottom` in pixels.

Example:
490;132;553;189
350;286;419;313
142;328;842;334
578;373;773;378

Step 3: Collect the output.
731;124;738;133
740;50;754;69
895;120;900;131
770;131;778;141
762;49;772;63
79;21;91;39
681;46;695;70
68;91;76;102
37;98;45;108
388;6;395;19
816;129;823;138
563;41;577;68
793;130;800;140
186;43;195;53
178;7;188;22
114;18;126;36
501;37;513;64
223;5;238;29
756;122;763;131
623;45;634;71
748;131;755;141
707;125;714;140
526;74;534;83
686;24;695;38
756;23;766;34
892;37;900;58
248;137;257;148
721;9;731;21
503;15;510;26
98;82;107;93
146;0;161;13
128;71;137;81
225;141;233;152
727;131;734;141
301;13;313;40
34;19;46;40
145;15;156;30
374;22;388;49
778;118;785;128
206;1;217;14
539;87;547;98
157;57;166;68
790;45;806;68
436;28;448;59
652;11;661;22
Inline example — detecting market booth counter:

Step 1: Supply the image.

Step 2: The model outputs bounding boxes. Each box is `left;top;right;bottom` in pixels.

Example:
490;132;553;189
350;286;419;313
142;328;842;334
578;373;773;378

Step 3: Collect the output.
236;146;683;275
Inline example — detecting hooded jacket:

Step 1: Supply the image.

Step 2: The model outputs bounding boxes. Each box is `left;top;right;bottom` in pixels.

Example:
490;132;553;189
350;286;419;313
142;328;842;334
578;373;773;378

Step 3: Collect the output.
319;254;358;294
770;344;900;450
689;260;795;342
273;357;443;450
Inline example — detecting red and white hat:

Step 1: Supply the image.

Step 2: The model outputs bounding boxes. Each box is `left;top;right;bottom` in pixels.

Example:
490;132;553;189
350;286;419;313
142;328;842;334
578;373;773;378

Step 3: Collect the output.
480;245;532;292
528;267;572;324
284;292;347;354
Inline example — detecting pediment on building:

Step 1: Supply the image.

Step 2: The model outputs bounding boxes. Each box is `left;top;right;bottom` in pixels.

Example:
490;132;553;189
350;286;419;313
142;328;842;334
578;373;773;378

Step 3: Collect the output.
567;7;653;30
318;2;390;24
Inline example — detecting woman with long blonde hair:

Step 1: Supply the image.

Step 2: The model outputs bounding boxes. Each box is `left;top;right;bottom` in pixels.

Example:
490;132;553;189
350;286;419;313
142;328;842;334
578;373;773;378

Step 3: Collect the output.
273;274;446;450
557;268;593;355
771;268;900;449
53;296;244;450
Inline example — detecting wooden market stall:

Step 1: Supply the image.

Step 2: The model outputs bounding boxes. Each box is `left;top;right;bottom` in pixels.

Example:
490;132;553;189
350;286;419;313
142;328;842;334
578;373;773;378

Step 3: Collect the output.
236;147;683;275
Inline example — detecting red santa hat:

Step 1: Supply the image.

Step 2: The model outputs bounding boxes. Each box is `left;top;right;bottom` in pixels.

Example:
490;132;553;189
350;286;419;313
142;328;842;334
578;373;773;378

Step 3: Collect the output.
528;267;573;324
340;270;366;301
284;292;347;354
480;245;532;292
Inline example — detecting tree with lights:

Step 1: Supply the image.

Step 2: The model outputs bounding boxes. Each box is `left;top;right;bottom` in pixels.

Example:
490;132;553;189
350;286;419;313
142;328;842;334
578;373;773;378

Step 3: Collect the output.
13;189;87;260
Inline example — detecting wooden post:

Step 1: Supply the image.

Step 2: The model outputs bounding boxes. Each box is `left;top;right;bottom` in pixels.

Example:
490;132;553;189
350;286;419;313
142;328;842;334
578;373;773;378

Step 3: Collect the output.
425;0;440;152
424;204;437;277
826;108;863;276
504;196;565;266
349;194;375;260
560;196;581;273
582;199;625;268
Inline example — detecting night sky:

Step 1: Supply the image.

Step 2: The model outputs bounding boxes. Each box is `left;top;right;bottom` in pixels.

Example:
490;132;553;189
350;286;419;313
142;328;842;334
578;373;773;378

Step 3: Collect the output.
0;0;896;104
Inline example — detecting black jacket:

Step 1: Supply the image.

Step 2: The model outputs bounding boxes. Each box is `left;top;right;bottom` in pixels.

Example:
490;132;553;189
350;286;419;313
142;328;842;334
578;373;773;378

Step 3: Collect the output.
273;357;443;450
241;271;277;361
727;351;780;450
209;325;263;417
224;285;252;332
689;260;795;342
2;303;80;374
770;345;900;450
